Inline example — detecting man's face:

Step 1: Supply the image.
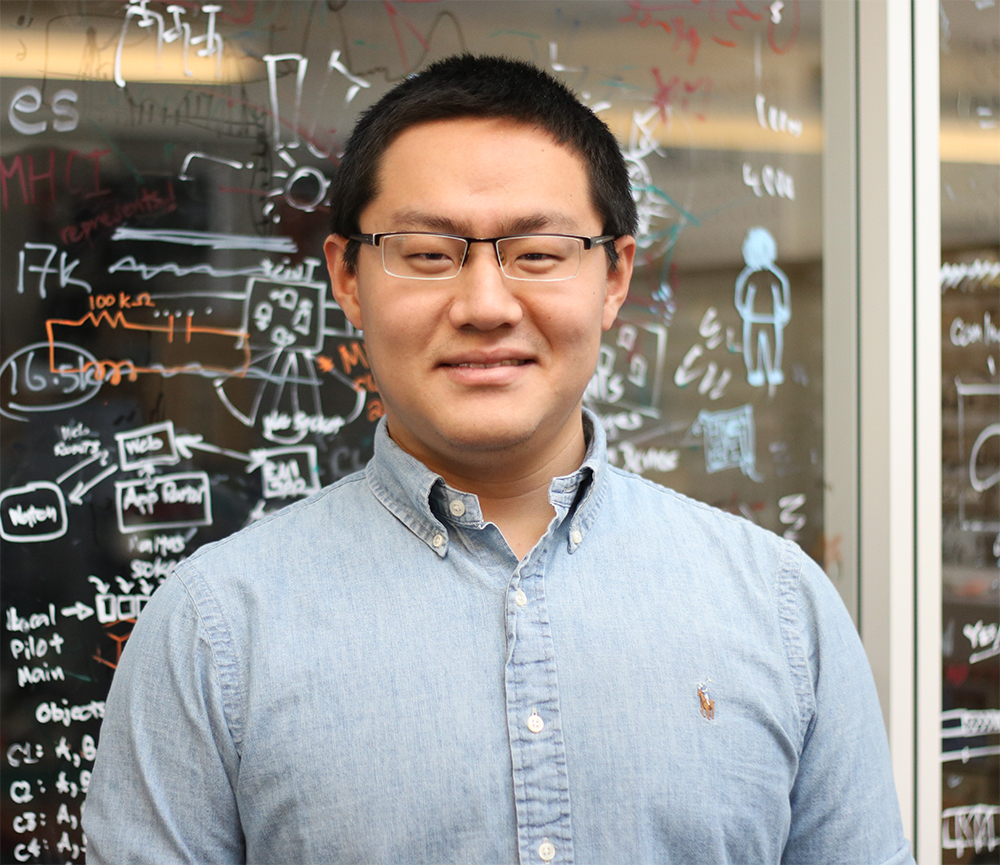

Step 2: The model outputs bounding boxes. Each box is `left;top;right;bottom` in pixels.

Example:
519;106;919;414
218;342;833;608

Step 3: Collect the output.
325;117;634;478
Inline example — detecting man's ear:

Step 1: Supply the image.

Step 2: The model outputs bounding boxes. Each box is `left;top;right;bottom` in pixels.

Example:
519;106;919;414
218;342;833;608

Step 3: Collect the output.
602;235;636;331
324;234;364;331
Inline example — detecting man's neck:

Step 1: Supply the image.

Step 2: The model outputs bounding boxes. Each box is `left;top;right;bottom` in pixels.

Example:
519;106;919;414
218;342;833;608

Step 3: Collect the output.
388;420;589;560
442;460;574;561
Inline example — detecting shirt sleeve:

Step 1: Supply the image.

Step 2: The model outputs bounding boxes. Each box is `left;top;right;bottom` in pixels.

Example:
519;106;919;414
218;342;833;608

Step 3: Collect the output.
779;545;915;865
83;572;245;864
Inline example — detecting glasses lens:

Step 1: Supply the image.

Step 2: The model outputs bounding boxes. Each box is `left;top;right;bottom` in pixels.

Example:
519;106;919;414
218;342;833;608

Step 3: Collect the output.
497;235;583;281
382;234;466;279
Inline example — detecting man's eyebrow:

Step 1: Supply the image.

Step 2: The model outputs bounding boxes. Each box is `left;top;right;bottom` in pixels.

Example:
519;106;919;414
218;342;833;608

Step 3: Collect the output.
499;213;581;235
385;210;582;236
387;211;465;234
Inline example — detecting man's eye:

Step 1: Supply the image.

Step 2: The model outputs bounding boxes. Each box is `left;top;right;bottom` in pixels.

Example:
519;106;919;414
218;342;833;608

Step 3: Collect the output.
386;237;464;276
509;243;569;271
410;251;453;261
514;253;563;274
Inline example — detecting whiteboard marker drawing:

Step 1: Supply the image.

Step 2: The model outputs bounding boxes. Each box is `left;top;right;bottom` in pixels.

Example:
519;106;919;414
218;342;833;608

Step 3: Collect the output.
115;1;165;88
110;228;297;253
941;804;999;858
326;49;372;106
114;471;212;534
941;708;1000;762
248;446;321;500
587;321;668;419
742;163;795;200
963;619;1000;664
941;258;1000;290
608;441;680;474
115;1;223;88
754;93;803;137
969;423;1000;493
954;381;1000;533
115;421;179;472
778;493;806;541
17;243;92;298
673;307;733;401
734;227;791;390
206;274;366;439
0;482;69;543
0;342;104;421
694;405;762;482
7;87;79;136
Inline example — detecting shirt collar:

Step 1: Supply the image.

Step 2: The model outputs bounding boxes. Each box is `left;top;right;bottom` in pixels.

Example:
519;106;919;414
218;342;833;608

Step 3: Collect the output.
559;409;607;553
365;409;609;557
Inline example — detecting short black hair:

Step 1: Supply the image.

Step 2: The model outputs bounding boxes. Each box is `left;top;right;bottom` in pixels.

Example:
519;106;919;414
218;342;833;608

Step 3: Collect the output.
329;53;637;272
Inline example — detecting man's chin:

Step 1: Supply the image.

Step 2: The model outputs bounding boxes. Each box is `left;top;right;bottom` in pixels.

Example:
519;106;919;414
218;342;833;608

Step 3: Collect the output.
385;416;534;459
435;424;537;456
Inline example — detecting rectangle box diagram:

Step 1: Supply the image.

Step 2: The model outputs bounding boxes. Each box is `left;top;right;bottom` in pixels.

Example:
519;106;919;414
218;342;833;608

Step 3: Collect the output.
697;404;761;481
588;322;667;417
955;380;1000;533
115;471;212;534
0;481;69;543
241;278;326;353
96;593;152;623
252;446;321;500
115;421;179;472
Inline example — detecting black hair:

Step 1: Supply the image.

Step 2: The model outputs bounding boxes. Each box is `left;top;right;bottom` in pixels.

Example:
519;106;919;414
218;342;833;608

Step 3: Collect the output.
329;53;637;271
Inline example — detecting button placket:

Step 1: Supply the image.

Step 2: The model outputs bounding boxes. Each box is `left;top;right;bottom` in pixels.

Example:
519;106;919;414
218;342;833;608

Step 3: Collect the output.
504;552;574;865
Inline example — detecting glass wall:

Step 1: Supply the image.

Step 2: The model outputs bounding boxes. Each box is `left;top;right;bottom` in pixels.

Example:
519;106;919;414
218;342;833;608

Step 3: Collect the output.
0;3;827;861
938;1;1000;861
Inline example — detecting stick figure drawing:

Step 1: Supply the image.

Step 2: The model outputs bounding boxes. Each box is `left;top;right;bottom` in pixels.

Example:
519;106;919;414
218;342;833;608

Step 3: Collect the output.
734;227;791;390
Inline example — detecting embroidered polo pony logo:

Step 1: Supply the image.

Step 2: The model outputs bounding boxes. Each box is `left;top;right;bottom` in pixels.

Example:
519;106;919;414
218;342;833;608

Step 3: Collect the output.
697;682;715;720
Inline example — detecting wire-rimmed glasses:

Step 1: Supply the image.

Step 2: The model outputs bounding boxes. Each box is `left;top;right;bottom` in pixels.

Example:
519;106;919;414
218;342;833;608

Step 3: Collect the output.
349;232;615;281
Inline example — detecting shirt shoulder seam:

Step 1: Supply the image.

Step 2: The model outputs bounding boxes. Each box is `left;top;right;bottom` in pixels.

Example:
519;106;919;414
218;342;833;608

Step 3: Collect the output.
169;564;246;752
773;541;817;745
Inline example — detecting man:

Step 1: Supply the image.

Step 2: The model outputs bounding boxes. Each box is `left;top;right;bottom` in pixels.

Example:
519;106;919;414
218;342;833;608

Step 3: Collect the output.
84;55;914;864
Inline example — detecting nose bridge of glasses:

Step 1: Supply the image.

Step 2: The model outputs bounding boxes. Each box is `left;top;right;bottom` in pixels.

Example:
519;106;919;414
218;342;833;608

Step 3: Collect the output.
452;238;501;281
463;237;499;267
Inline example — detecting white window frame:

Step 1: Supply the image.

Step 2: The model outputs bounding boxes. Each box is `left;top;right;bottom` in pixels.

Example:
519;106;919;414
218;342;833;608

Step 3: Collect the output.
822;0;941;857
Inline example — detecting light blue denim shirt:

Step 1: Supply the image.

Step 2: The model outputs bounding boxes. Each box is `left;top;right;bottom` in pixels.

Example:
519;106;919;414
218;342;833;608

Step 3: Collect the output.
84;412;914;865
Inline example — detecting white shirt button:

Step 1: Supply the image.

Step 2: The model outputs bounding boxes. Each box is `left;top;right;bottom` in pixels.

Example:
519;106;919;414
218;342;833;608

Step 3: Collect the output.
570;529;583;545
432;533;445;548
538;839;556;861
526;710;544;733
449;499;466;517
515;589;527;607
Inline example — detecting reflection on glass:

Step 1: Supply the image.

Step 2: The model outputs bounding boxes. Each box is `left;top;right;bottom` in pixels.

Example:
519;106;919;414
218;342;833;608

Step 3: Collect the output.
938;2;1000;862
0;3;829;861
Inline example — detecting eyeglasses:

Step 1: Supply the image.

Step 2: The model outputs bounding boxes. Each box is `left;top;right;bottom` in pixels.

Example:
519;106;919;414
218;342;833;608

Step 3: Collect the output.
349;232;615;281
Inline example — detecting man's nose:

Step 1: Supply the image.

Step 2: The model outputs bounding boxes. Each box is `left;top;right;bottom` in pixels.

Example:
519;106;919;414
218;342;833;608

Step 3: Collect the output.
447;244;524;331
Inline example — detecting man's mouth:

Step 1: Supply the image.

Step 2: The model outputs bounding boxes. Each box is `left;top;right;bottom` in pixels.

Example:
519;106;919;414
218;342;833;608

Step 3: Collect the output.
452;359;529;369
